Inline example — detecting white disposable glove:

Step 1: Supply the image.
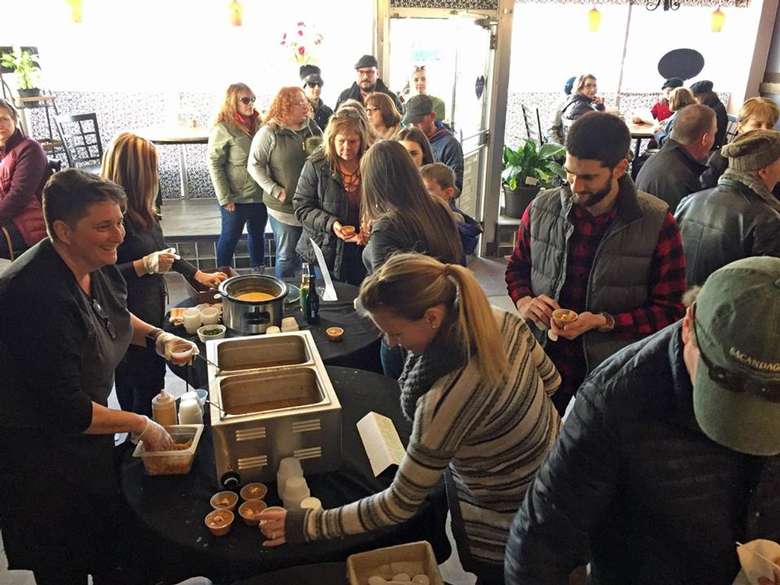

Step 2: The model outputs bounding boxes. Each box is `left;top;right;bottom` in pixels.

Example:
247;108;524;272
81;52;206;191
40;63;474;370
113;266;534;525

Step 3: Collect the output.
131;415;174;451
155;332;199;364
143;247;180;274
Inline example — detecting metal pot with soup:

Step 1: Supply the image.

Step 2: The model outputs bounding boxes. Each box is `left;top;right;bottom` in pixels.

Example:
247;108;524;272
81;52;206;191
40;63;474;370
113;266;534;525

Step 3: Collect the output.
217;275;288;335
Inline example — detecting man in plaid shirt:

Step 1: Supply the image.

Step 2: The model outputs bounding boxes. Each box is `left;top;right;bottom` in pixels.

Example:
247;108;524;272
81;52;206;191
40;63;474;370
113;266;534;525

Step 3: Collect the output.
506;112;686;414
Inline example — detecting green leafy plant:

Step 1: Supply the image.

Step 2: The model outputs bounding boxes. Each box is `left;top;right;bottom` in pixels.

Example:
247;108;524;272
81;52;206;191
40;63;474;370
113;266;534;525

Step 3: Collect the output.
0;49;40;90
502;140;565;190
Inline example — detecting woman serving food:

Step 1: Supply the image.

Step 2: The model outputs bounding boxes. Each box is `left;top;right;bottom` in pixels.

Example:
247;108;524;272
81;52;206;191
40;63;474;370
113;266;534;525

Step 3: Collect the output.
0;169;198;585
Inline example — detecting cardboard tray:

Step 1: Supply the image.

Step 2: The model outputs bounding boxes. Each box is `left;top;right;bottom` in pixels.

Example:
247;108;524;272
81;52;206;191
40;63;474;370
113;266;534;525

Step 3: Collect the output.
346;541;444;585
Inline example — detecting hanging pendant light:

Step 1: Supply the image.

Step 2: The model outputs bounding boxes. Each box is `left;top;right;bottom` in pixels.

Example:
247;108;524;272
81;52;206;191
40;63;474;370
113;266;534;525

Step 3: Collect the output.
229;0;243;27
588;6;602;32
67;0;83;23
711;6;726;32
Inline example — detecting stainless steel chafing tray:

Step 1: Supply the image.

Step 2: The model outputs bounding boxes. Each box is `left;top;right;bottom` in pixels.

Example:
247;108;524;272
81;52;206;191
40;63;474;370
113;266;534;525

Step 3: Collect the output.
206;331;342;484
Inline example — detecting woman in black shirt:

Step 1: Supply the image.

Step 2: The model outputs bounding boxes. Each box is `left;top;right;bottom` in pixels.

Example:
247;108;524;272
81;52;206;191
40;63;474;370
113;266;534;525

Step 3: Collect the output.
0;169;197;584
102;132;226;415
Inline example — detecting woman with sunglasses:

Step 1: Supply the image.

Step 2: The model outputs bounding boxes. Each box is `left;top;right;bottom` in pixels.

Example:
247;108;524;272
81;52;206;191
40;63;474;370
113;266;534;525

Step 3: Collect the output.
207;83;266;270
248;87;323;278
301;65;333;133
0;169;198;584
102;132;227;416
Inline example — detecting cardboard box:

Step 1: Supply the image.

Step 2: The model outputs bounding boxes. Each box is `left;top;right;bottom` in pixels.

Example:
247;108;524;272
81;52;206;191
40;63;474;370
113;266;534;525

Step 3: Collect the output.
346;541;444;585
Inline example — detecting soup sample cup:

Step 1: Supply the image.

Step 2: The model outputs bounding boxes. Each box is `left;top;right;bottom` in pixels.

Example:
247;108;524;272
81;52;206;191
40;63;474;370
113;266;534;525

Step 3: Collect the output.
240;482;268;501
551;309;578;329
204;509;234;536
210;490;239;511
238;499;267;525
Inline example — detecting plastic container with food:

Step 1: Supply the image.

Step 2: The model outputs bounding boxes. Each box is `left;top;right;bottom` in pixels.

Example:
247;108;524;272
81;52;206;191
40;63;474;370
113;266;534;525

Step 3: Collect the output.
197;324;226;342
132;424;203;476
240;482;268;501
205;508;234;536
238;500;267;525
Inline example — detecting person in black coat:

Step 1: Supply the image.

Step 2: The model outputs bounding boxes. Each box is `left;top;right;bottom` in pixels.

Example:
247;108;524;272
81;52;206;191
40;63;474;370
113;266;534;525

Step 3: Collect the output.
676;129;780;286
636;104;715;211
334;54;403;113
690;79;729;149
505;256;780;585
102;133;227;415
301;64;333;133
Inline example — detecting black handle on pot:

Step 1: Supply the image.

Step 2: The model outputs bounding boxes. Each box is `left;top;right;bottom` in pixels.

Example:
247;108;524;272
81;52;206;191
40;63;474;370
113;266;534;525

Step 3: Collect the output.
243;310;270;325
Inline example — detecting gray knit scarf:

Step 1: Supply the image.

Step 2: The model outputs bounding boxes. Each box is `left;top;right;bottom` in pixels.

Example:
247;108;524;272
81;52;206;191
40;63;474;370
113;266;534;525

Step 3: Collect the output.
397;325;468;422
720;168;780;214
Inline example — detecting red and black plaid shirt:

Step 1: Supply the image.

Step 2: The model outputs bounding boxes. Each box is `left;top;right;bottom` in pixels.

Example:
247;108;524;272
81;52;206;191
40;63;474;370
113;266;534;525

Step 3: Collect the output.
505;199;686;408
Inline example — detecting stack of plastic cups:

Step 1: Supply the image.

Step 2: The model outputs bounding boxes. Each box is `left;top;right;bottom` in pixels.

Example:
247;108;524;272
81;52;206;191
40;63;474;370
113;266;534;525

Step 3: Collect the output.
276;457;303;502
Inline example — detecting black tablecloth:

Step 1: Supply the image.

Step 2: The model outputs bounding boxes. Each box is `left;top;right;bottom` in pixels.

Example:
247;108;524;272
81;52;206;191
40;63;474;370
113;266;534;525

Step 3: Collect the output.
120;366;450;583
165;281;381;388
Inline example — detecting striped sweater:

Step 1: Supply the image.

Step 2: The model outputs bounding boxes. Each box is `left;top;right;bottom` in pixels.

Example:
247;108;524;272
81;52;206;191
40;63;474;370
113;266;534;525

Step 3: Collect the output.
287;309;561;566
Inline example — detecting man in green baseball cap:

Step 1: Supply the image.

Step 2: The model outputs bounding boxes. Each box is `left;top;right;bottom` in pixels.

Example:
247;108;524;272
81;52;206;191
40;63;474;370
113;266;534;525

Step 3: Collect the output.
505;256;780;584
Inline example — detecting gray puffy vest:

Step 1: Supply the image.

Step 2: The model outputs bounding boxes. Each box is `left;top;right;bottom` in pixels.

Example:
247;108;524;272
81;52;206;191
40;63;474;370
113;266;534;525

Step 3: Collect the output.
528;179;669;370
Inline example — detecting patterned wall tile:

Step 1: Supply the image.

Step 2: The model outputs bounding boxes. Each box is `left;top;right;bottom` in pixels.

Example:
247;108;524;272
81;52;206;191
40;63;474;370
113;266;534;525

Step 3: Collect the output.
390;0;499;9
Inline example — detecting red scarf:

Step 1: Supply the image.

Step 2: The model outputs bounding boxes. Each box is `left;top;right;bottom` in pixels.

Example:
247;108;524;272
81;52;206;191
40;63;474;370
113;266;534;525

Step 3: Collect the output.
234;111;259;134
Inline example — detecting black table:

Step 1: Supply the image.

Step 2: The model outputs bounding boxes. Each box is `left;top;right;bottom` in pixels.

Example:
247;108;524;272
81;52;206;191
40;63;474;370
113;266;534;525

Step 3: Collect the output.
120;366;450;584
165;281;382;387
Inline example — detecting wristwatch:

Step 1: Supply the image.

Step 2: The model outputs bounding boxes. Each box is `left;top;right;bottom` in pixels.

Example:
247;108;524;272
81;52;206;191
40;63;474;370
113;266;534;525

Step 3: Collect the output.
145;327;164;350
598;312;615;333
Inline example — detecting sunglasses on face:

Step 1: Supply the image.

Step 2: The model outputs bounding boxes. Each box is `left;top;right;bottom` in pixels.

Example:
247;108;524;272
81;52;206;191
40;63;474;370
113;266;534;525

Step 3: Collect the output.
692;307;780;402
239;96;256;105
306;82;322;88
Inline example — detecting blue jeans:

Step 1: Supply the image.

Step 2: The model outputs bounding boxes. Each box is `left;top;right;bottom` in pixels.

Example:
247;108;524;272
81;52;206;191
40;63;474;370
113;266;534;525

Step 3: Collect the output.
217;202;268;268
268;215;302;278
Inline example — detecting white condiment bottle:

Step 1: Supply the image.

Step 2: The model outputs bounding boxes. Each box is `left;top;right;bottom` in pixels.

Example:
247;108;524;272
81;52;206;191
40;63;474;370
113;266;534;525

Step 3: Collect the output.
178;397;203;424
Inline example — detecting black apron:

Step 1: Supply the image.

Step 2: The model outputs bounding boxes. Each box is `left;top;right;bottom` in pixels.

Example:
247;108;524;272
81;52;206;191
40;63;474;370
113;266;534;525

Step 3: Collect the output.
0;264;132;572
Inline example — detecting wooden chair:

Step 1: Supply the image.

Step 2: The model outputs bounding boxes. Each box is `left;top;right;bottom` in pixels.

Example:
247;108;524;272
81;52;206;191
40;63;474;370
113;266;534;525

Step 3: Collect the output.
726;114;738;143
55;112;103;174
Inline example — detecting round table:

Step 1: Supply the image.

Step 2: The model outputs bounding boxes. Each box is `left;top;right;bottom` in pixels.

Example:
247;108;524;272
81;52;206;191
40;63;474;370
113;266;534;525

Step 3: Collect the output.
120;366;450;584
165;280;382;387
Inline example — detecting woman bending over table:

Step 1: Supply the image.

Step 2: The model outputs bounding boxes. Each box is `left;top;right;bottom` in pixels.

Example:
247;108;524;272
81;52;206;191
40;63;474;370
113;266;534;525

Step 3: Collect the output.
0;169;198;585
259;252;561;585
102;132;226;415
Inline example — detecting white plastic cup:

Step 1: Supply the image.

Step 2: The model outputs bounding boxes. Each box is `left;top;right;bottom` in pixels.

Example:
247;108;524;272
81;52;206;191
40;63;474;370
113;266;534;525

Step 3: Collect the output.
178;397;203;424
282;476;310;509
200;306;220;325
182;307;201;334
169;339;195;363
300;496;321;511
276;457;303;500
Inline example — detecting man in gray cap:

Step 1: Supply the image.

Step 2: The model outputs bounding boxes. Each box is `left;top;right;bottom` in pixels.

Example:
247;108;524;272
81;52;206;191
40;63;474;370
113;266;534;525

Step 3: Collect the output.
505;255;780;585
335;54;402;113
403;94;464;190
300;65;333;132
676;129;780;286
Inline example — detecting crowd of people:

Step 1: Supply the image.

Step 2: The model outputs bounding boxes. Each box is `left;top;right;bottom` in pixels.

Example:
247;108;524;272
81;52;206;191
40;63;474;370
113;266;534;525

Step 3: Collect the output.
0;52;779;585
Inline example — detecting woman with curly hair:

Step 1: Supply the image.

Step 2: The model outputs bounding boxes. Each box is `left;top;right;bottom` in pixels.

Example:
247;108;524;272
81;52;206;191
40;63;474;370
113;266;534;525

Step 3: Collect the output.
365;92;401;140
208;82;266;270
249;86;322;277
293;109;371;285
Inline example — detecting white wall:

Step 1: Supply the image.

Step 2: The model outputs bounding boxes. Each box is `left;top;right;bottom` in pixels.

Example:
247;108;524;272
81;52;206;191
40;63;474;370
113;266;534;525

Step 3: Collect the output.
4;0;374;106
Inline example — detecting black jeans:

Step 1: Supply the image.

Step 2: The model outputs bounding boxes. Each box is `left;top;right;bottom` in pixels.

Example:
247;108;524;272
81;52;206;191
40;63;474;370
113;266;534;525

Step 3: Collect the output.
115;345;167;416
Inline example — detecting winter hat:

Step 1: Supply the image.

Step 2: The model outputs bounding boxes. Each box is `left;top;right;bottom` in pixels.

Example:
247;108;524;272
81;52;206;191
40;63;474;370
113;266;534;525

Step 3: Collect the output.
720;129;780;172
354;55;378;69
300;65;323;86
564;76;576;95
690;80;714;95
662;77;684;90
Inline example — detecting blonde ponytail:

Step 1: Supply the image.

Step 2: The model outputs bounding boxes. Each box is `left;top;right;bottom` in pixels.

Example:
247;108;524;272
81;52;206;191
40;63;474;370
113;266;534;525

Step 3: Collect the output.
358;252;507;385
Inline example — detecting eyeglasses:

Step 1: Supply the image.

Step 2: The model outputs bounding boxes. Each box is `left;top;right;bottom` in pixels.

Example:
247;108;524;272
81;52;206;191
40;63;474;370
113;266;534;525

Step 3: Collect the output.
239;96;256;105
692;306;780;402
91;298;117;341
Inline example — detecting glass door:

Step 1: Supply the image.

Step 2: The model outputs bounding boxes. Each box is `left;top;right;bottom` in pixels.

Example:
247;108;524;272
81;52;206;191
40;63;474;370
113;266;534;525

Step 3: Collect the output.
386;14;493;222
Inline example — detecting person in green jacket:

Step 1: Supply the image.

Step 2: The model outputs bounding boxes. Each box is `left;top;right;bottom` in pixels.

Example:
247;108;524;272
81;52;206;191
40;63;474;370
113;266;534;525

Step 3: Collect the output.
248;87;322;278
207;82;266;270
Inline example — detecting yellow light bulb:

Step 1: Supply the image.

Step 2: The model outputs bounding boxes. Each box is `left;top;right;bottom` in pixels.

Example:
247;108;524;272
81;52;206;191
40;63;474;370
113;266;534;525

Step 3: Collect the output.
67;0;83;23
229;0;243;27
588;7;602;33
711;6;725;33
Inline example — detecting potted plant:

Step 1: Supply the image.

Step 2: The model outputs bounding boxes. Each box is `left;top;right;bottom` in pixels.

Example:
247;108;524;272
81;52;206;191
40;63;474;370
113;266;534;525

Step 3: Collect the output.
0;49;41;104
501;140;565;218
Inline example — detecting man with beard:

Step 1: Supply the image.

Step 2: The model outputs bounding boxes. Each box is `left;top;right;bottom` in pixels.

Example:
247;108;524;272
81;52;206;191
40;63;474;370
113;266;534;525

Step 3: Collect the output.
335;54;403;113
505;112;686;414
